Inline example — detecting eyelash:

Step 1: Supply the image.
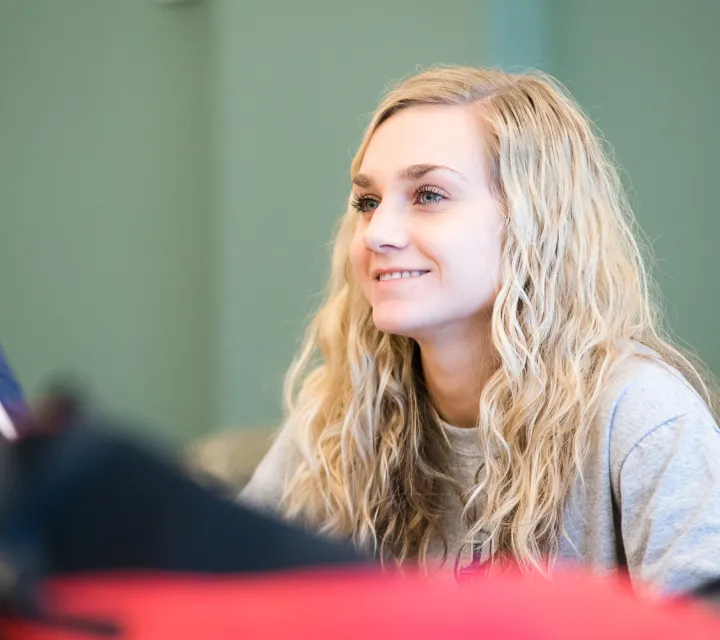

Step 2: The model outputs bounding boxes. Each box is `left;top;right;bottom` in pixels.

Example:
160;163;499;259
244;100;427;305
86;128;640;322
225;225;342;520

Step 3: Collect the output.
351;185;447;213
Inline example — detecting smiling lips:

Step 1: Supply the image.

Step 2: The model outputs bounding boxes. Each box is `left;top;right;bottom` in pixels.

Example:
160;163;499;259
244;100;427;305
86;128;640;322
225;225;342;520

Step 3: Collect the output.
374;269;430;282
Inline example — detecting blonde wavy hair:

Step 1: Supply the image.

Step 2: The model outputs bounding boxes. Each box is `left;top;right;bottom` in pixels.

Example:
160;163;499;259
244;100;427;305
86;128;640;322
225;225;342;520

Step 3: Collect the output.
278;66;718;569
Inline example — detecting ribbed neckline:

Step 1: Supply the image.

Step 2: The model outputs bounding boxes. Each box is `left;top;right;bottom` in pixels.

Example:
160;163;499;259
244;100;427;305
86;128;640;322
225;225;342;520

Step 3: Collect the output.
441;421;483;458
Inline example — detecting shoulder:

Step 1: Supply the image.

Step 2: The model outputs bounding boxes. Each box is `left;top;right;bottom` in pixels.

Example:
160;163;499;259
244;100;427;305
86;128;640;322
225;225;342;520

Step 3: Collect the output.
596;344;718;479
238;421;302;513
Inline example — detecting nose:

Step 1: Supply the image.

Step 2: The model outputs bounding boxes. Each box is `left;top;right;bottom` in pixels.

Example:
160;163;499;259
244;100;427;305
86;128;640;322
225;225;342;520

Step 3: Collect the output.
363;204;409;253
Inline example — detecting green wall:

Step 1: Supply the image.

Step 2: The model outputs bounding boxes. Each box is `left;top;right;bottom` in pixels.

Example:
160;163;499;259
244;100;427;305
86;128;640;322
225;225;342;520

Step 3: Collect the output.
211;0;490;429
1;0;490;439
551;0;720;376
1;0;716;443
0;1;213;444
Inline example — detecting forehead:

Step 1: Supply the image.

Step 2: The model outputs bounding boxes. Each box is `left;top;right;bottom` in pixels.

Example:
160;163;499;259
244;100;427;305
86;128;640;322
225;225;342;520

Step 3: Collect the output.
358;104;485;178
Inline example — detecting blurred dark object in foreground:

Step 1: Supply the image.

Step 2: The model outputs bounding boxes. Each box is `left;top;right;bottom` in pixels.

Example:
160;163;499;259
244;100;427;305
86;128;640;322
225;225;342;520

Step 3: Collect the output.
0;390;364;634
692;578;720;612
2;390;720;639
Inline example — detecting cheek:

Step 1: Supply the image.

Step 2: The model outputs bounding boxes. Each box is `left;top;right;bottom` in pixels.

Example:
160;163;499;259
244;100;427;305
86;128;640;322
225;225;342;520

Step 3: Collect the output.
446;217;504;297
480;225;503;278
479;232;504;301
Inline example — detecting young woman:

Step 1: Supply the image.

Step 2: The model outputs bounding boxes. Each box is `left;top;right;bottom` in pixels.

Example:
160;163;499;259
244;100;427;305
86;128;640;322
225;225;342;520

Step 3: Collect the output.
241;66;720;594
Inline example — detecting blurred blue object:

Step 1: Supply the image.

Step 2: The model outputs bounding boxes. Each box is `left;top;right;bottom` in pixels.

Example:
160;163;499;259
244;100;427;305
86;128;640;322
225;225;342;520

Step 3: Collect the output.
0;348;24;438
0;348;23;406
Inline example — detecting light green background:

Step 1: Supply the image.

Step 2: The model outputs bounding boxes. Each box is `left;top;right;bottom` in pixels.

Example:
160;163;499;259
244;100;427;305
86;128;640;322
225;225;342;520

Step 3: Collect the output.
552;0;720;376
1;0;717;444
0;1;212;443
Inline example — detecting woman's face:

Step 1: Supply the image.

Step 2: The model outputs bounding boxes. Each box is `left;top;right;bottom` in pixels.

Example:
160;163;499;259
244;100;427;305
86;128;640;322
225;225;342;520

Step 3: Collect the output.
349;104;504;343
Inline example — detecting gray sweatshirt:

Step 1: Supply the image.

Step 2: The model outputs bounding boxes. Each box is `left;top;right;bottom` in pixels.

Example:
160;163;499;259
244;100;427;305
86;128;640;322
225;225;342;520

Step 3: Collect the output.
240;352;720;594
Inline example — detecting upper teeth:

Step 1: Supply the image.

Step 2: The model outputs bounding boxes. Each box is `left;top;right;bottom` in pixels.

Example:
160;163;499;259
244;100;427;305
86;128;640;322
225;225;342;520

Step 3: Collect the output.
378;270;426;281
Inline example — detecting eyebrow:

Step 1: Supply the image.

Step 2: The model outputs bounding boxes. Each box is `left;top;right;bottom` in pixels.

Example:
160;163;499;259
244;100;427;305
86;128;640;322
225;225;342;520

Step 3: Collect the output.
352;164;465;189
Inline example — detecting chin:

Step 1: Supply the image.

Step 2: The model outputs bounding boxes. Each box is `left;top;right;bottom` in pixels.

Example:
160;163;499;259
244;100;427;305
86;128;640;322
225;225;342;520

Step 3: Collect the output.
371;309;427;339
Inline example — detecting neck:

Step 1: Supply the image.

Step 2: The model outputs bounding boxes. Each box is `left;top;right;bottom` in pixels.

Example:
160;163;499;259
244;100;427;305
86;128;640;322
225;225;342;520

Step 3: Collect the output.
417;318;496;429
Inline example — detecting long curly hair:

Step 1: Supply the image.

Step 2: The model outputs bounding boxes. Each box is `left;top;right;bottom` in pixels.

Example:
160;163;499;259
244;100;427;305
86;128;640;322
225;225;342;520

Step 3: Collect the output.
278;66;718;569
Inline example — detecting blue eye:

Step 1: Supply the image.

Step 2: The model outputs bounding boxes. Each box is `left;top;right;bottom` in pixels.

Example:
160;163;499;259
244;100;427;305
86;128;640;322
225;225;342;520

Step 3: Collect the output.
351;195;380;213
416;190;444;205
414;185;447;207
